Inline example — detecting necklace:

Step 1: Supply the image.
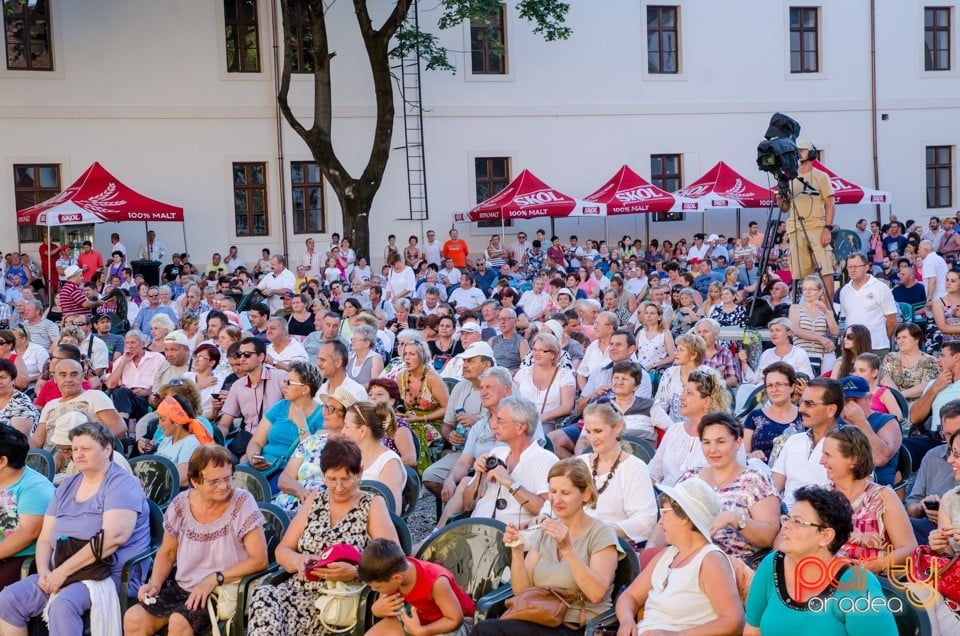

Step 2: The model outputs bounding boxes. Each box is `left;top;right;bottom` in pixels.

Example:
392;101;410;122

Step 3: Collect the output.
591;451;624;496
404;366;427;407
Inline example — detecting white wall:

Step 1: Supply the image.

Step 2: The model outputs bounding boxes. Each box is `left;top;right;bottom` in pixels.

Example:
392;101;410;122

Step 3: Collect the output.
0;0;958;267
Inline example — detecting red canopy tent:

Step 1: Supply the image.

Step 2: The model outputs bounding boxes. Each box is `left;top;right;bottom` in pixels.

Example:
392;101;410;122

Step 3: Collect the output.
16;162;185;288
583;165;701;214
455;169;605;223
673;161;775;209
808;160;891;205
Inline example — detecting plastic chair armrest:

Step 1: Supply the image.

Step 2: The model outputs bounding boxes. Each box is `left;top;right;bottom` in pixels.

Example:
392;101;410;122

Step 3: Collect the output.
473;582;514;622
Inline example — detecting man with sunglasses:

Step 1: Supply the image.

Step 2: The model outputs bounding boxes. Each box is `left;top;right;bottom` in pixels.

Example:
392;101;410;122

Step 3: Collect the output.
131;285;177;333
217;337;288;451
772;378;844;508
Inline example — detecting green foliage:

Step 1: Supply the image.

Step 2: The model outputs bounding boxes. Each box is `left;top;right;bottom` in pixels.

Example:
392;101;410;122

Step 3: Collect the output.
391;0;571;71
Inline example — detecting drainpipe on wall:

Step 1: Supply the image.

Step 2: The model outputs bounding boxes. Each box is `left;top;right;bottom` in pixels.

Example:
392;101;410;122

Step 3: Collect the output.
271;0;290;261
870;0;881;224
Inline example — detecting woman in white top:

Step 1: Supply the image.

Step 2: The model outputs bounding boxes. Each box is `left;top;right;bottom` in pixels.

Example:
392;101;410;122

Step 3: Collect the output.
346;324;384;387
614;478;743;635
384;252;416;302
181;343;225;420
739;318;813;384
513;332;575;432
633;301;676;372
649;368;738;486
350;256;372;285
341;400;406;515
654;332;710;423
579;401;658;545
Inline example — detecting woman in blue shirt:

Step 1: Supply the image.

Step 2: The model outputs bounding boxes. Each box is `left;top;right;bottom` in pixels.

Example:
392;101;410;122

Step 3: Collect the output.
744;485;897;636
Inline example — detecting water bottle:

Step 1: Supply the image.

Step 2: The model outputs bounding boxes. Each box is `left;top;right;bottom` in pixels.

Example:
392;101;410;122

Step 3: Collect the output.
453;409;467;451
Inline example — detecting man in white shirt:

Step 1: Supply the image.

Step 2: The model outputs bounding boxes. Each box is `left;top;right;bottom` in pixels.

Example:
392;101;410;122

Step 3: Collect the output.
688;233;710;261
136;230;167;261
463;396;557;526
772;378;844;508
448;274;486;315
423;229;443;266
577;311;618;388
298;237;322;279
265;318;309;371
256;255;297;315
316;340;367;400
838;253;898;356
110;232;127;258
922;217;945;250
920;239;948;303
518;276;551;322
438;258;461;288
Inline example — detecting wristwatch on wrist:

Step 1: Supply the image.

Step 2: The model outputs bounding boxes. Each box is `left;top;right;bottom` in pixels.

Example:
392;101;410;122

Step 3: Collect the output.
215;571;225;585
509;481;521;496
737;512;748;530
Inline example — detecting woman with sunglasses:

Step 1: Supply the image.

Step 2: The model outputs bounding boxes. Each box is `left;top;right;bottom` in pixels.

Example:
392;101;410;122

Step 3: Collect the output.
244;362;325;492
820;427;915;572
743;362;803;462
273;384;363;518
341;401;406;514
789;275;840;373
477;459;622;636
615;478;743;635
831;323;872;380
397;339;449;471
182;343;224;420
744;486;897;635
649;369;737;486
677;413;780;561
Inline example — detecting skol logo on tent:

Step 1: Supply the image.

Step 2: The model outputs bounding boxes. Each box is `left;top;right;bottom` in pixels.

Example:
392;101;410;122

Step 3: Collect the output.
711;199;730;207
681;202;699;211
582;206;601;215
514;189;564;208
615;187;659;203
58;214;82;223
829;178;849;192
871;194;888;203
677;184;710;197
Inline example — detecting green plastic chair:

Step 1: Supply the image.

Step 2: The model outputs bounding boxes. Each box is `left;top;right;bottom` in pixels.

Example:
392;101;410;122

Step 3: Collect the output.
360;479;398;515
25;449;55;482
129;455;180;509
401;465;422;519
897;302;914;323
415;517;509;603
233;464;272;503
620;435;655;464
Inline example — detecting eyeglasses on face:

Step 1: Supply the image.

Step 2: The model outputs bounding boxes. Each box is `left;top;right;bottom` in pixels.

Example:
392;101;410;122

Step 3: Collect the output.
799;399;827;408
233;351;257;359
205;476;233;487
322;403;345;415
781;514;826;529
284;379;307;387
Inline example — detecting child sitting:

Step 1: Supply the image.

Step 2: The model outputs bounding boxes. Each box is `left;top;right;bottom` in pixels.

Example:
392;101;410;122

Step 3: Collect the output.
358;538;476;636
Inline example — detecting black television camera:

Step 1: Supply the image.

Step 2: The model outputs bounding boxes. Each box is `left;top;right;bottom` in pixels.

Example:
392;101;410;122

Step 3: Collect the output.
757;113;802;206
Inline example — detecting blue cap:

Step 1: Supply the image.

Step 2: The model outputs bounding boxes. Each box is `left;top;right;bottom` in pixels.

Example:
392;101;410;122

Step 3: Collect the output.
840;376;870;398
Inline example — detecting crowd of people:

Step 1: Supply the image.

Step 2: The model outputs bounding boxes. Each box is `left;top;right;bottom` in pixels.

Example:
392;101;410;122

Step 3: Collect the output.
1;211;960;634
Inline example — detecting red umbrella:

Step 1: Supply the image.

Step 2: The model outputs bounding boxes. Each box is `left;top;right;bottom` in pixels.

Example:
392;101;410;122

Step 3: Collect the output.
458;169;605;222
673;161;775;209
16;161;184;226
583;165;700;214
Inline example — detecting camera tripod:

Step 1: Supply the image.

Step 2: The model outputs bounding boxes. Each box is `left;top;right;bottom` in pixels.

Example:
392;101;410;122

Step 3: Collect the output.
746;178;839;326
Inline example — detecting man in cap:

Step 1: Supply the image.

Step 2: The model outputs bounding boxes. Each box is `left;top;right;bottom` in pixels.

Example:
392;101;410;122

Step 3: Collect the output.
423;340;496;498
59;265;101;318
785;139;836;299
440;322;486;380
151;330;192;399
838;375;901;487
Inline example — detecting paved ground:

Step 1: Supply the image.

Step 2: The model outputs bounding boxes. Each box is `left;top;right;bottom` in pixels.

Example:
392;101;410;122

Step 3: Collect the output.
407;490;439;543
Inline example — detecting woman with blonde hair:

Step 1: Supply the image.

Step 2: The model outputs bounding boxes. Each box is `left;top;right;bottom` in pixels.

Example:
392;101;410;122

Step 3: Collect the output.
396;338;449;471
148;313;176;353
633;301;676;372
789;274;839;372
476;458;622;636
740;318;813;384
701;281;723;318
341;401;407;514
513;332;576;432
654;332;710;422
649;369;741;485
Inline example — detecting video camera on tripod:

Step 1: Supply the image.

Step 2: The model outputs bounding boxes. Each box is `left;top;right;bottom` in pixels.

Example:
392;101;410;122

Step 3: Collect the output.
757;113;802;210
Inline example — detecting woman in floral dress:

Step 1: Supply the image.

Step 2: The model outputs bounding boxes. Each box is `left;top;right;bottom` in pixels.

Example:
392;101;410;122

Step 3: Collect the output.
247;439;399;635
395;340;448;472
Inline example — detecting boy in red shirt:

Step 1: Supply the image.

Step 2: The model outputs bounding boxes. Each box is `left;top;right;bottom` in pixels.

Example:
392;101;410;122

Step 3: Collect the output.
360;538;475;636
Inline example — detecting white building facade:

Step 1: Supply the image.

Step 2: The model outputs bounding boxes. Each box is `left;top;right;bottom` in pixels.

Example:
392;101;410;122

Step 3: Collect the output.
1;0;958;266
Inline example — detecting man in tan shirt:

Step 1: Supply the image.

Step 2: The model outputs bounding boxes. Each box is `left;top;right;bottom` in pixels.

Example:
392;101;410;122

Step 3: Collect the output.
786;140;836;298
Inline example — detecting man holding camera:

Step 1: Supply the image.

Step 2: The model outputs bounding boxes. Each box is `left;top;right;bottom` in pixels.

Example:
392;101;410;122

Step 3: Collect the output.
786;140;836;299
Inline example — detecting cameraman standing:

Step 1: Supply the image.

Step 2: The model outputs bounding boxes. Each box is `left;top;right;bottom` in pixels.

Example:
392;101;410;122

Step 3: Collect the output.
786;140;836;299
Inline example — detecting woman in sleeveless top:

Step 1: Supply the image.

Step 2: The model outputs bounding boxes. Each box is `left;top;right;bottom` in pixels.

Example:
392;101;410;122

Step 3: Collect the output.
821;428;915;570
347;325;383;387
633;301;675;372
615;478;742;635
513;332;575;432
880;323;938;402
853;353;902;421
788;275;839;371
404;235;421;268
341;402;406;515
395;339;448;472
933;269;960;344
247;439;399;635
